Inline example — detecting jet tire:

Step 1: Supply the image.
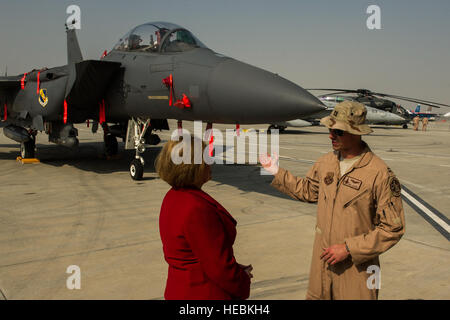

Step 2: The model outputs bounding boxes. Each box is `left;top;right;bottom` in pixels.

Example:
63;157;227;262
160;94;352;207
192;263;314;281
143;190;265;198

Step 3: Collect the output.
20;139;35;159
130;159;144;180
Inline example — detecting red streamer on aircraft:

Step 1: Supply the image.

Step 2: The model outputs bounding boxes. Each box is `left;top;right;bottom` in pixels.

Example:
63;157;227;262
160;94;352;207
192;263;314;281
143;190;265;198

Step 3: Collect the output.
236;124;240;136
21;73;27;89
174;94;192;109
182;94;191;108
63;100;68;124
101;50;108;59
206;123;214;157
162;74;174;106
209;135;214;157
99;99;106;124
36;71;41;94
3;103;7;121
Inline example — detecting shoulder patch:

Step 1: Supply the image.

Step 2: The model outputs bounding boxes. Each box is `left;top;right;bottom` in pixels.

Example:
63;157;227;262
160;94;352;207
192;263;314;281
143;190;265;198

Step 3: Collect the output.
389;176;401;197
324;172;334;185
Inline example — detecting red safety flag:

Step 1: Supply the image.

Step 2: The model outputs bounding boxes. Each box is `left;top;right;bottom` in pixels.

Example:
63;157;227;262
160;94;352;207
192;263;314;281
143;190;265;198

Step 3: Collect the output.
169;74;173;106
36;71;41;94
206;123;214;157
99;100;106;124
162;74;173;106
182;94;191;108
174;94;192;109
86;119;90;128
21;73;27;89
236;124;240;136
3;103;7;121
209;135;214;157
63;100;68;124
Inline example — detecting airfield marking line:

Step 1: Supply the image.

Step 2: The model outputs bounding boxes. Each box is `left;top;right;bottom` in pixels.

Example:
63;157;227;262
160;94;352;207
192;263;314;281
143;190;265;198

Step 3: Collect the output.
0;288;7;300
403;238;450;252
439;164;450;168
401;186;450;240
399;178;449;197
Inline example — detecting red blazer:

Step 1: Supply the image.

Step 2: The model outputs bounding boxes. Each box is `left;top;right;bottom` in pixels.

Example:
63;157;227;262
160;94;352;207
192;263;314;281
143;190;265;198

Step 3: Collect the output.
159;187;250;300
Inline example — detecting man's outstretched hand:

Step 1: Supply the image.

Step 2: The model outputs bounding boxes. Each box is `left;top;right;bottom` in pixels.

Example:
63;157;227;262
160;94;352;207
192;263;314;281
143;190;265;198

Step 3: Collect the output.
259;152;279;175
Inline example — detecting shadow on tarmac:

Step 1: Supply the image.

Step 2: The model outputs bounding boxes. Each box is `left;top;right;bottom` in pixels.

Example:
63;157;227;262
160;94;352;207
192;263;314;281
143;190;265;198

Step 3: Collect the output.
0;140;292;200
38;142;162;175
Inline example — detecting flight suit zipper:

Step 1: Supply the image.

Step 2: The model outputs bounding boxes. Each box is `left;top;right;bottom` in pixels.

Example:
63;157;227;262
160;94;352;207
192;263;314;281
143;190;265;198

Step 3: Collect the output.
328;169;354;245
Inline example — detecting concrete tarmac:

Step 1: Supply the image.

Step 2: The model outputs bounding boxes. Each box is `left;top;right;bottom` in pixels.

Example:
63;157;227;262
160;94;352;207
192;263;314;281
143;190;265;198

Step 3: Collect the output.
0;119;449;300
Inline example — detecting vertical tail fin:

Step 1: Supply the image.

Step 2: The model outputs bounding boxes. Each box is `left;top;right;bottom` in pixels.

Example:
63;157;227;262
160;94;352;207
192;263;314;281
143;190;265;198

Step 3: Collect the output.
66;27;83;64
415;105;421;113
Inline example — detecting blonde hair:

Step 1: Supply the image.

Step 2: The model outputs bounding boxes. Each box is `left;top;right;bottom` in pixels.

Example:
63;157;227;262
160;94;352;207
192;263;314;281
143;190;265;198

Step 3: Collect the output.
155;137;209;188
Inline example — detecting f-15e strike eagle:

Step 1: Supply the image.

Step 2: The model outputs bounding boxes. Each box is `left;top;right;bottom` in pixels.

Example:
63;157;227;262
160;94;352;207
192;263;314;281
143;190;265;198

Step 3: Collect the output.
0;21;324;180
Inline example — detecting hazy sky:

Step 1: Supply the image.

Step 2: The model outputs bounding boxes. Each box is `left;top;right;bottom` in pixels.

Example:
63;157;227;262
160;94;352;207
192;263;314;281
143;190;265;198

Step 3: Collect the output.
0;0;449;113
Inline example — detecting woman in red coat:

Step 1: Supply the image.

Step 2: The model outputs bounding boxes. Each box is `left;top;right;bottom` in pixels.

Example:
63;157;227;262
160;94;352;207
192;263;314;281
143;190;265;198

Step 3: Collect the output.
156;137;252;300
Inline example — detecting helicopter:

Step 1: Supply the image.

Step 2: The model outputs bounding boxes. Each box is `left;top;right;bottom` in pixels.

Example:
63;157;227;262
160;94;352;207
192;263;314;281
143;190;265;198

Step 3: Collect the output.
306;88;449;129
268;95;406;132
0;20;325;180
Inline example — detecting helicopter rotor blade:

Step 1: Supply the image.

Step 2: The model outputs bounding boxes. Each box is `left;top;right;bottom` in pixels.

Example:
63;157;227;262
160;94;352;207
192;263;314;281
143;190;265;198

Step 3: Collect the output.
307;88;359;93
316;91;356;97
371;92;448;108
307;88;448;108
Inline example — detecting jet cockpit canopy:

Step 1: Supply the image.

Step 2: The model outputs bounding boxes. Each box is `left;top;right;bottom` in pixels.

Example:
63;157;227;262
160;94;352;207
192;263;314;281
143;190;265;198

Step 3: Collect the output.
113;22;207;53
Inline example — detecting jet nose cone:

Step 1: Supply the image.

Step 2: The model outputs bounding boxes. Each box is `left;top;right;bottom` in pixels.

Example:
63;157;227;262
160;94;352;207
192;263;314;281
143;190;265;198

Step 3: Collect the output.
208;59;325;123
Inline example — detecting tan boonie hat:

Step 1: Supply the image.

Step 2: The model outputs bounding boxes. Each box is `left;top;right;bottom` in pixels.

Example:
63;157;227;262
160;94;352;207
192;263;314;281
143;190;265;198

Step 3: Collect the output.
320;101;373;135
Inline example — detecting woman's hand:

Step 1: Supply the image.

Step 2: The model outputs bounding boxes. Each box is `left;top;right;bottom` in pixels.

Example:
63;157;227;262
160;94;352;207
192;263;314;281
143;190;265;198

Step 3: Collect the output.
259;152;279;175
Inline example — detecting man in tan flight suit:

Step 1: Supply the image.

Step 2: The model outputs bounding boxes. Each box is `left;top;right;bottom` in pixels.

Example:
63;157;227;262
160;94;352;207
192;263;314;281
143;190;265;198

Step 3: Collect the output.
413;116;420;131
422;117;429;131
259;101;405;300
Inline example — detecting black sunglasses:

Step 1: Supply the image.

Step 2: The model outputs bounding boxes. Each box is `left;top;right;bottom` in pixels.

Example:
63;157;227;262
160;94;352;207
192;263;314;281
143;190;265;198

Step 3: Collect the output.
329;129;345;136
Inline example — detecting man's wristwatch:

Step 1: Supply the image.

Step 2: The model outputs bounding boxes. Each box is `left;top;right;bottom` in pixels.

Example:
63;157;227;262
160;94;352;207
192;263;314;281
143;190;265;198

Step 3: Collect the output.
344;242;350;253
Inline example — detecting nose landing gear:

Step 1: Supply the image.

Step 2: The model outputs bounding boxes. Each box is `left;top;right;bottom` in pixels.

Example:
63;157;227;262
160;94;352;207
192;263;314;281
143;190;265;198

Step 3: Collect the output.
130;157;144;180
125;117;157;181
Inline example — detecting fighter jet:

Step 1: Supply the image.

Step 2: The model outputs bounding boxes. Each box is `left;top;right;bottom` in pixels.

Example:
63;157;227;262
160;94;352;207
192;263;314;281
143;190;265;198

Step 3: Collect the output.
0;21;324;180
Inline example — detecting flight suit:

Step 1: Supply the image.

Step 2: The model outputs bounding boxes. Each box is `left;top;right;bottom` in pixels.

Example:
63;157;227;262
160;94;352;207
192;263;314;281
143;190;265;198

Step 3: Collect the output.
271;145;405;300
422;117;429;131
413;116;420;131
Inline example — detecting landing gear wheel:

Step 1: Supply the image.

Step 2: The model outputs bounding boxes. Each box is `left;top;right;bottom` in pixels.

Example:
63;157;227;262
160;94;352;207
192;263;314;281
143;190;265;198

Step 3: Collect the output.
104;134;118;156
402;124;408;129
20;138;35;159
279;126;286;133
130;158;144;181
267;125;275;134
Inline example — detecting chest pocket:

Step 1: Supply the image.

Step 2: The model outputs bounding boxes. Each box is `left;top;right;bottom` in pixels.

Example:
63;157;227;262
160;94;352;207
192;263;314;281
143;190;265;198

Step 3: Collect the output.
343;189;370;209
